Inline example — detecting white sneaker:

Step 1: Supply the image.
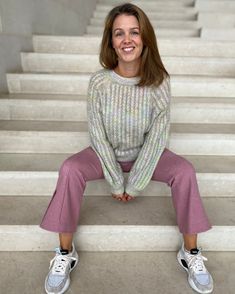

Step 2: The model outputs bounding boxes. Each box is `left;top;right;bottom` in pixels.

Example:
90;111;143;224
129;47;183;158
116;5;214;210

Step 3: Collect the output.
177;243;213;293
45;243;79;294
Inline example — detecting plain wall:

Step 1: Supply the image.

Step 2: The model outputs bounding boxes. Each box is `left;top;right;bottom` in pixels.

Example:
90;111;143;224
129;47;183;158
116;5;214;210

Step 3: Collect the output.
0;0;97;93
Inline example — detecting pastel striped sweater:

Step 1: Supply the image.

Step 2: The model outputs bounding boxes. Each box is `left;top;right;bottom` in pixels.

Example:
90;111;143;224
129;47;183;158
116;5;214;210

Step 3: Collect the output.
87;69;171;196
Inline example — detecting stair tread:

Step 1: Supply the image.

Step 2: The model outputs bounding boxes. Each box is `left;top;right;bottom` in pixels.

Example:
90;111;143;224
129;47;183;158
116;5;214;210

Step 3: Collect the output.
0;120;234;134
90;19;200;29
22;52;235;61
0;250;234;294
0;153;234;173
7;72;235;83
0;196;234;226
32;36;235;57
0;93;85;101
0;93;234;104
33;35;235;43
95;5;196;13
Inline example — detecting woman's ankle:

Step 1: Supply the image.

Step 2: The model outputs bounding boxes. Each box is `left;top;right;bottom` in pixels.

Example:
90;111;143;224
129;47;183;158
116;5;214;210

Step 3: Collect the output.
59;233;73;252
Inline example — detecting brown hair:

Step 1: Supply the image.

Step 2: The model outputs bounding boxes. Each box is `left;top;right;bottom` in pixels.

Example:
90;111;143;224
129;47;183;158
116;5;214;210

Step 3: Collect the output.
99;3;169;87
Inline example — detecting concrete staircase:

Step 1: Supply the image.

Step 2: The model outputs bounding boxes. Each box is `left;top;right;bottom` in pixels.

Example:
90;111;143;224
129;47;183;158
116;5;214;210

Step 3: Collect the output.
1;0;235;255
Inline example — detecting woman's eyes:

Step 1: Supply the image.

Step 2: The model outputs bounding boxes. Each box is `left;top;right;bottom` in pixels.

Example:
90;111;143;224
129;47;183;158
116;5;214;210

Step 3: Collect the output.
115;32;123;37
114;31;139;37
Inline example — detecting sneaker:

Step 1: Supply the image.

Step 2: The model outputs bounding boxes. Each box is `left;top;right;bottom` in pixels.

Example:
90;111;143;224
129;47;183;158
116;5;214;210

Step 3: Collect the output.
45;243;79;294
177;243;213;293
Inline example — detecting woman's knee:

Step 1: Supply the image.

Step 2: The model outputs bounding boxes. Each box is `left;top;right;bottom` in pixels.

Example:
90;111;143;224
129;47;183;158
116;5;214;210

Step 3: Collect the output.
59;154;83;177
176;156;196;178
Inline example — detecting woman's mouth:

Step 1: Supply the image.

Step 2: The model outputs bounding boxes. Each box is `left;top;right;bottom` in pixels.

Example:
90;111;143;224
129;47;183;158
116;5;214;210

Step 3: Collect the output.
122;47;135;53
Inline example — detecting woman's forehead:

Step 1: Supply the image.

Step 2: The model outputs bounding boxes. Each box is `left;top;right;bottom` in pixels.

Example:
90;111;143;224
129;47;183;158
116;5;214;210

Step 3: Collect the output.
113;14;139;29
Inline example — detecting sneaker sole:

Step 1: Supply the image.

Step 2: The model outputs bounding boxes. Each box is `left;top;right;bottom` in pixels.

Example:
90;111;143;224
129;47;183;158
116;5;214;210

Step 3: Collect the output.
45;250;79;294
177;250;213;294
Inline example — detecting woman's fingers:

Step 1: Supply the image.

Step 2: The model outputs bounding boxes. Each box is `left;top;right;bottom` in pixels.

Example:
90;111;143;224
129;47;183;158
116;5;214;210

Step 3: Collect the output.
112;193;135;202
112;194;125;201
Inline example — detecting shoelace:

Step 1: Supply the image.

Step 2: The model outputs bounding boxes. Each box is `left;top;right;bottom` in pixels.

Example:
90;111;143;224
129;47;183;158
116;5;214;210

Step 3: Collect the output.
49;254;77;275
186;249;208;274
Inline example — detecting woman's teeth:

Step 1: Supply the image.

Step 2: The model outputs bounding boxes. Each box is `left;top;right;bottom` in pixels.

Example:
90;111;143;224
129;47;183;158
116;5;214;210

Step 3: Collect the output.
123;47;134;52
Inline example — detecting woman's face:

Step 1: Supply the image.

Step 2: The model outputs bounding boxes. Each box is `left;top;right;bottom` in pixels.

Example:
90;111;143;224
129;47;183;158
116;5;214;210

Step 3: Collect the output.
112;14;143;67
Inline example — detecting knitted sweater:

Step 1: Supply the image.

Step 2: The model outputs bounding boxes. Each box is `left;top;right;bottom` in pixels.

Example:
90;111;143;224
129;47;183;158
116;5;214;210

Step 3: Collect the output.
87;69;171;196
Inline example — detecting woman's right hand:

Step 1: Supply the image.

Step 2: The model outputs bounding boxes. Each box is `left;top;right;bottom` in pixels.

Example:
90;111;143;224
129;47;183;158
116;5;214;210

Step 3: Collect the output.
112;193;126;202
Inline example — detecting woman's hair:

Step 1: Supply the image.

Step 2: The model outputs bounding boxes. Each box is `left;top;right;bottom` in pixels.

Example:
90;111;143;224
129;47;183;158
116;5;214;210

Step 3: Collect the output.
99;3;169;87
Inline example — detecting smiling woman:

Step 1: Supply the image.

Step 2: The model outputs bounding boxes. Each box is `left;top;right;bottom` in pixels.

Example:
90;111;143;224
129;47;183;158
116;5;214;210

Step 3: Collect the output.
40;3;214;294
99;3;169;86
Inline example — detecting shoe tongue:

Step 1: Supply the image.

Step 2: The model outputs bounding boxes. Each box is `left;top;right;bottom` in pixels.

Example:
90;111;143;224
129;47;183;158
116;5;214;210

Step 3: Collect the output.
190;248;199;255
60;248;69;255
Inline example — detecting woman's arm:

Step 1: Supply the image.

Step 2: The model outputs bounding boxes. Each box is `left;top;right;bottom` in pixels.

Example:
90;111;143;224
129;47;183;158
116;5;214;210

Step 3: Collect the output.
87;76;125;195
125;76;171;196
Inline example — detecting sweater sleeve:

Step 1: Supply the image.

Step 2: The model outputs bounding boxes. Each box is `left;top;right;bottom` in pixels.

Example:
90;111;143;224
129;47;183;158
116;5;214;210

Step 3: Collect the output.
87;76;125;195
125;76;171;196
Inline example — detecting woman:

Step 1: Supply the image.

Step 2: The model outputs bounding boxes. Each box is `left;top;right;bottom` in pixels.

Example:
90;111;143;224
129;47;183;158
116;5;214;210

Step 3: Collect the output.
41;3;213;294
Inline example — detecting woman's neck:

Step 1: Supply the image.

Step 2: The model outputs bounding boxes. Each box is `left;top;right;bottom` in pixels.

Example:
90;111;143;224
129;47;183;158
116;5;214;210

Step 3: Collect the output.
114;61;140;78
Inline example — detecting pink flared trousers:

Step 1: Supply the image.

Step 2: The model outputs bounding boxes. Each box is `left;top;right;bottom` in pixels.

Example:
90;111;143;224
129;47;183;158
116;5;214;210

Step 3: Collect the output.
40;146;212;235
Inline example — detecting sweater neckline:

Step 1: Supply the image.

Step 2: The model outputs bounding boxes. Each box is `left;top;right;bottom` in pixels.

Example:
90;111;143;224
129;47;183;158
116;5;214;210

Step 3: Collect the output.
110;69;140;86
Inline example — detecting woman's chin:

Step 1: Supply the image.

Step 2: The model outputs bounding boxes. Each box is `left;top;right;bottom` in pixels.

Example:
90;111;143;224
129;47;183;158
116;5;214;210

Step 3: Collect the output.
119;56;140;64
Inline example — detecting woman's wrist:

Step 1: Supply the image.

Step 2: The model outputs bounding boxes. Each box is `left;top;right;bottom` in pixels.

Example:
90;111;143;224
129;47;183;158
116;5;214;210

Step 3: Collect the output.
111;185;125;195
125;184;140;197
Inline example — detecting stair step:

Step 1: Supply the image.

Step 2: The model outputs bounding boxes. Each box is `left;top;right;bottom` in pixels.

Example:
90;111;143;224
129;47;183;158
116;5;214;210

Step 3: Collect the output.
198;12;235;29
0;120;234;154
1;95;235;124
1;153;234;173
98;0;195;4
95;4;196;13
196;0;235;12
33;36;235;57
0;153;234;196
1;196;233;226
126;0;195;7
1;251;234;293
94;10;197;20
201;28;235;41
90;18;200;29
0;196;235;251
6;74;235;97
21;53;235;77
86;26;200;37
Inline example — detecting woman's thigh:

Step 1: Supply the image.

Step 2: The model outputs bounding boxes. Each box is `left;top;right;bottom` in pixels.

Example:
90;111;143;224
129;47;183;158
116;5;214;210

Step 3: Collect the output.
151;148;195;185
62;147;193;187
62;146;136;182
61;146;105;181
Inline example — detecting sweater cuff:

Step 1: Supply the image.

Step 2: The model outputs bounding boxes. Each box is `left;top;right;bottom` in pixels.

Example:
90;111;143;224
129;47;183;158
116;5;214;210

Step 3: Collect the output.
125;184;140;197
111;185;125;195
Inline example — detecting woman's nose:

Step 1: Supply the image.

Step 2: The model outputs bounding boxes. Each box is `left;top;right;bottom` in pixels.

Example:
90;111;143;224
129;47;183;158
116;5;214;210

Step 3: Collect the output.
123;33;131;43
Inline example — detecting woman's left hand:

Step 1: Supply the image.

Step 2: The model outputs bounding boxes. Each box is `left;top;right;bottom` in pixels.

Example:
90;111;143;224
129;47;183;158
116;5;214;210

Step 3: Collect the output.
124;192;135;202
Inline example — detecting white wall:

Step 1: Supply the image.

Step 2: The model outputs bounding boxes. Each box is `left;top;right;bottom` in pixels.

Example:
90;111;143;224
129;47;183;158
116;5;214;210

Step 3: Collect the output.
0;0;97;93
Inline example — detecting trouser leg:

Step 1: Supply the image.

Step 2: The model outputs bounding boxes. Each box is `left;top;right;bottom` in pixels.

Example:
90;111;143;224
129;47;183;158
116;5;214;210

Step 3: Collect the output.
151;148;212;234
40;146;104;233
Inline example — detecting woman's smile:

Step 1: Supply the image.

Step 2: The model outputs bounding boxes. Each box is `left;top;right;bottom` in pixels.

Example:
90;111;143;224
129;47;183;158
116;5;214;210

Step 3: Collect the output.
122;46;135;53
